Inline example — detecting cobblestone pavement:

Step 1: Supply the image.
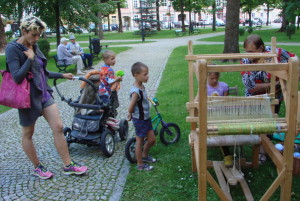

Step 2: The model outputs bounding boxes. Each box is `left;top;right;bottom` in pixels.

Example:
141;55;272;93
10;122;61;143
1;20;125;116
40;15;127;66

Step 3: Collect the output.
0;32;225;201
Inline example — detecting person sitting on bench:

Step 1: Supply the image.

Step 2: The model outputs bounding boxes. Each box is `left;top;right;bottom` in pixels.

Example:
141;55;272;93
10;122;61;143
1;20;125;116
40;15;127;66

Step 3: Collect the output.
67;35;94;70
57;37;85;75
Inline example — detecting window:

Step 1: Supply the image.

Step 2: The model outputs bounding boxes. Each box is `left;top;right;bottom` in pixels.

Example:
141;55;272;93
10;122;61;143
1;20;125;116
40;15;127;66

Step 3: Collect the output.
134;15;139;21
171;14;174;22
161;0;167;6
124;1;128;8
134;0;138;8
163;14;167;21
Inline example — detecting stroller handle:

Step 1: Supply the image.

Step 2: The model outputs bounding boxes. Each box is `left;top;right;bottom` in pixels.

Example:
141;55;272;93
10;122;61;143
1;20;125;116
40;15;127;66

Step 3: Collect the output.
53;77;102;110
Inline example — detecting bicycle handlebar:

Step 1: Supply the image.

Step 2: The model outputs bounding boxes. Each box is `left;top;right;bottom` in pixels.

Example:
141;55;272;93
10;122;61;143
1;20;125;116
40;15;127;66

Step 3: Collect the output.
148;97;159;106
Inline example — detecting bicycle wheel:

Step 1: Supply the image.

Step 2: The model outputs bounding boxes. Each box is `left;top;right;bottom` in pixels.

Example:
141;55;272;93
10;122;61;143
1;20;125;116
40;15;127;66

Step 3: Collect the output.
125;137;137;164
160;122;181;145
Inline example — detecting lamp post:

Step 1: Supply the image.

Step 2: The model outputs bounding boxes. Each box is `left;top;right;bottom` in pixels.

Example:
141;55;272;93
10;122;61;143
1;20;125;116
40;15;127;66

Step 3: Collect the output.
140;0;145;42
168;4;171;30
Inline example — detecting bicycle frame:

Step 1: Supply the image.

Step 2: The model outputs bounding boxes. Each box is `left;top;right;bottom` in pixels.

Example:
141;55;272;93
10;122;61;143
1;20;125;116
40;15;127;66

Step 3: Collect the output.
149;98;167;133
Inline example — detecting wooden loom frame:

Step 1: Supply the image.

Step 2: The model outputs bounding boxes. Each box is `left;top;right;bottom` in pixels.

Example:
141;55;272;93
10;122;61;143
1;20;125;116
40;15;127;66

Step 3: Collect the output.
185;38;299;201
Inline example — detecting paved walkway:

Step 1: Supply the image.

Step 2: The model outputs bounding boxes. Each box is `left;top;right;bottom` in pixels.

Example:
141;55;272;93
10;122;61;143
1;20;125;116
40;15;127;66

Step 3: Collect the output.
0;31;283;201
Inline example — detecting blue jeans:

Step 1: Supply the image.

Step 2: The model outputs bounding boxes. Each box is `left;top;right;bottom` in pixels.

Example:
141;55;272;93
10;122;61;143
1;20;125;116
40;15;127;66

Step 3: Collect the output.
81;53;93;68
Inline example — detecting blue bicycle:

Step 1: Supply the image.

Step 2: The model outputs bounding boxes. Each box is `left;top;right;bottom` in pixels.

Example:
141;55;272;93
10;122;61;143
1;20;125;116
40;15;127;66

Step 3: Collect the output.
125;97;181;163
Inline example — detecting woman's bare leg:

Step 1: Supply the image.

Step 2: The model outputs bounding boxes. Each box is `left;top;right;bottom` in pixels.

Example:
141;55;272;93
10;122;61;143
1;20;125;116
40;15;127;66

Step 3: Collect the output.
22;124;40;168
42;103;71;166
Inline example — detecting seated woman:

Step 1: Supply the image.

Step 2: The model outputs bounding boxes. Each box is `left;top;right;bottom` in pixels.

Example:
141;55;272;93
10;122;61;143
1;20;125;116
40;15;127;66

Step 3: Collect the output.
241;34;297;163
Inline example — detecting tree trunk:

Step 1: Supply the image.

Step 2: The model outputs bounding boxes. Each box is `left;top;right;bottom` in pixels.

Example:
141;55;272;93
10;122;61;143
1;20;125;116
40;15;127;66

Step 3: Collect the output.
180;0;186;32
223;0;240;54
266;3;270;26
278;0;288;32
17;0;23;23
98;12;104;39
188;0;191;34
248;10;252;27
0;14;7;53
95;20;99;35
107;15;111;32
54;0;60;47
117;2;123;33
212;0;216;31
156;0;161;31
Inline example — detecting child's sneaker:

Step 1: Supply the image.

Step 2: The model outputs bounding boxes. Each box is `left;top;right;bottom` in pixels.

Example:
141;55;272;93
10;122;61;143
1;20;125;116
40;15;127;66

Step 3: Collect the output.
137;164;154;171
142;155;157;163
63;161;88;175
33;164;54;180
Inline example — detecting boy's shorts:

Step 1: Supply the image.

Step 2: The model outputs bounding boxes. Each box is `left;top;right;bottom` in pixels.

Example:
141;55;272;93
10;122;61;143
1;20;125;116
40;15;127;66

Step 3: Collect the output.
132;118;153;138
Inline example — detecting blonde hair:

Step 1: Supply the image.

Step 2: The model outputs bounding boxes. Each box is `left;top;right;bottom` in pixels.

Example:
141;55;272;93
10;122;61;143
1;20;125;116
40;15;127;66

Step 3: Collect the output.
20;16;46;33
102;50;115;60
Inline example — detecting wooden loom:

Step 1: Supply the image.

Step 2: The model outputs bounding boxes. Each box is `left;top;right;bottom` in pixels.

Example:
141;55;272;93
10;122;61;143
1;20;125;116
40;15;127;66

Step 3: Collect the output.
185;38;299;201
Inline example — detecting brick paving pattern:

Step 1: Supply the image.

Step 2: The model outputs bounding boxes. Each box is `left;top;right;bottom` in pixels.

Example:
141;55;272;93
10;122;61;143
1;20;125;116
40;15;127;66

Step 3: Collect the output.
0;33;226;201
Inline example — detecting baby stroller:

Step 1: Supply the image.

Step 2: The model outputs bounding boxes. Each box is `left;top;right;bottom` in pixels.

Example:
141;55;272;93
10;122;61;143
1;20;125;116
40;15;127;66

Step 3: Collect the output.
54;75;128;157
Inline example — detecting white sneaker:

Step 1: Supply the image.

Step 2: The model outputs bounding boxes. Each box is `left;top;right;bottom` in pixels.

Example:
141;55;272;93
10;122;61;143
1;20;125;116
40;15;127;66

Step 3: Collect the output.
77;71;85;75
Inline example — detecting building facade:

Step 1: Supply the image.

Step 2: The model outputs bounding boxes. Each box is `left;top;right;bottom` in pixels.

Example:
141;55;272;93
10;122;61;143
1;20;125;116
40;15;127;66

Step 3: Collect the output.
105;0;281;30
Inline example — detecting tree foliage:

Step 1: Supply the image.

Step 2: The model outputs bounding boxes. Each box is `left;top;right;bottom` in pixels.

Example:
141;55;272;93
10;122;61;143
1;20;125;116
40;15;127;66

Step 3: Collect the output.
285;0;300;24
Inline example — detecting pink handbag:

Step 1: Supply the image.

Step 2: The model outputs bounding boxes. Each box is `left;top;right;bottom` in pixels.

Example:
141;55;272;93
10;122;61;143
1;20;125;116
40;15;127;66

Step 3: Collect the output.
0;70;32;109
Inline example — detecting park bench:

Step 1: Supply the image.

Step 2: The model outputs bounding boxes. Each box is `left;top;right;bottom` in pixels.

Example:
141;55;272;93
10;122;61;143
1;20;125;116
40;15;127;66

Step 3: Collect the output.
254;25;262;30
175;30;186;37
53;55;76;73
191;28;201;34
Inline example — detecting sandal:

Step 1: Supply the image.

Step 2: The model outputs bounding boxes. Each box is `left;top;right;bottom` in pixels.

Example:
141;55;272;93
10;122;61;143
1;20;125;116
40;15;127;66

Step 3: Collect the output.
259;153;267;164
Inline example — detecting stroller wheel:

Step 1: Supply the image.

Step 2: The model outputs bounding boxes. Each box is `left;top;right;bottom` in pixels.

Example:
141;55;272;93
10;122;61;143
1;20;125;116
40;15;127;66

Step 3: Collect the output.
119;119;129;141
125;137;137;163
100;129;115;157
63;127;72;147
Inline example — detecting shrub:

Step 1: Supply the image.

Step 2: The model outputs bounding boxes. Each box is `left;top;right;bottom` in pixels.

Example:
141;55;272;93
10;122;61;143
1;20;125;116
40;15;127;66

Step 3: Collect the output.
247;26;253;34
239;28;245;36
5;31;13;40
37;39;50;58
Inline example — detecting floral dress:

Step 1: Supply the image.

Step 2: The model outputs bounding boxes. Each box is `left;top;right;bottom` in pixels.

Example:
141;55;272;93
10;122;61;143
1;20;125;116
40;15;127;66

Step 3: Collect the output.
241;46;295;96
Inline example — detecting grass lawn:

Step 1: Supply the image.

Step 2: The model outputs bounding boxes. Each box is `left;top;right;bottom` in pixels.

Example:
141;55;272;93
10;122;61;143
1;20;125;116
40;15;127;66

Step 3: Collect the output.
49;41;153;51
44;27;225;43
0;46;131;114
121;43;300;201
198;28;300;43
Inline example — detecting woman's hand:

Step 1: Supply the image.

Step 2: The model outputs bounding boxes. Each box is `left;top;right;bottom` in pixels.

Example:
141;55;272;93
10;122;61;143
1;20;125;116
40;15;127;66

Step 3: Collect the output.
23;49;35;60
62;73;74;80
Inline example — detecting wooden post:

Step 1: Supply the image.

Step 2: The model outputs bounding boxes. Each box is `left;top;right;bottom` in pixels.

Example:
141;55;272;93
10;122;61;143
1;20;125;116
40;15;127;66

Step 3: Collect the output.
270;37;277;113
198;59;207;201
188;40;197;131
281;57;299;201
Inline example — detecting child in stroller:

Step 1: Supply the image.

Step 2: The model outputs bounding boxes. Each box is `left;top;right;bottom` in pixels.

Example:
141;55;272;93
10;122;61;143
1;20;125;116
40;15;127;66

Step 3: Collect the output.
54;75;128;158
